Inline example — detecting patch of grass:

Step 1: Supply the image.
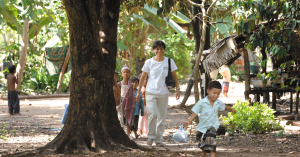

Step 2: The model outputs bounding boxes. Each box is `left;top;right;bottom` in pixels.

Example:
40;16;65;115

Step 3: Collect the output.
0;123;8;140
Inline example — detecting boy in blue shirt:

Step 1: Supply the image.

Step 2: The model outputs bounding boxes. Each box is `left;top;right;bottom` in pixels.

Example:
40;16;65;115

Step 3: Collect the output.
129;76;144;139
183;81;236;157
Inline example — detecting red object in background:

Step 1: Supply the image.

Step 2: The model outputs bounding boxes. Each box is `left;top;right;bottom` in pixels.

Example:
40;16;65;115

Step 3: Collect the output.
223;86;228;92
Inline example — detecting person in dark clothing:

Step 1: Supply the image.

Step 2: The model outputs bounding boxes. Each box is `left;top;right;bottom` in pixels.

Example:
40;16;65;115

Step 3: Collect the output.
7;65;20;116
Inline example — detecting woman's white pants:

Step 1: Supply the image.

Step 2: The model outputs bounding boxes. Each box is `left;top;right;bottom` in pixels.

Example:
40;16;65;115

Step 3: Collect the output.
146;92;168;143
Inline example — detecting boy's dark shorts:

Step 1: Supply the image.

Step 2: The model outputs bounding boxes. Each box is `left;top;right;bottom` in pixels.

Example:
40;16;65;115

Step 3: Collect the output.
8;91;20;114
222;82;229;93
196;127;217;153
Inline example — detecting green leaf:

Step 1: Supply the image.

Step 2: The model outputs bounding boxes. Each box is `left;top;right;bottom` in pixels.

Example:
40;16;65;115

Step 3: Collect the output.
171;11;190;24
0;14;5;25
258;38;263;48
28;16;51;39
287;30;292;37
210;25;216;35
223;16;232;25
163;17;186;35
275;34;281;42
292;19;297;29
244;21;250;34
234;1;238;8
249;20;255;31
0;7;23;35
283;2;289;11
282;35;286;44
132;13;150;25
247;13;256;20
275;130;284;136
241;19;244;31
259;25;264;31
144;17;161;27
261;59;267;68
216;23;228;35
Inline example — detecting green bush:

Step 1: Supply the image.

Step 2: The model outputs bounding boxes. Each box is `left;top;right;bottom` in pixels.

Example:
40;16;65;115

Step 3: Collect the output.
229;64;245;81
22;66;70;94
221;100;283;134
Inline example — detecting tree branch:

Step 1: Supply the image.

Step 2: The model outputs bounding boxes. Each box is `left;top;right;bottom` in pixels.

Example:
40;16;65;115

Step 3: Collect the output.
207;0;217;15
186;0;203;7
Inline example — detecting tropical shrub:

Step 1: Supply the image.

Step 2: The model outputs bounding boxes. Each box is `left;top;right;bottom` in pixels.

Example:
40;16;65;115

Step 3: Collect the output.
61;70;71;93
22;66;70;94
221;100;283;134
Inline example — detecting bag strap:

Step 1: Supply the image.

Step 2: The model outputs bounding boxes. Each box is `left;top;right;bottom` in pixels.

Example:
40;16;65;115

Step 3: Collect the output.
168;58;171;72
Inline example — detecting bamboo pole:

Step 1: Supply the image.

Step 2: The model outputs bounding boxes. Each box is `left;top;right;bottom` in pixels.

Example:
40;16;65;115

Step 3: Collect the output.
56;46;71;94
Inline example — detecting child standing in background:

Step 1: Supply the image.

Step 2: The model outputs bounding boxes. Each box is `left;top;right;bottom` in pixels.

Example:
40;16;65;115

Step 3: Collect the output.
7;65;20;116
130;76;144;139
138;74;148;136
219;65;231;98
118;67;136;138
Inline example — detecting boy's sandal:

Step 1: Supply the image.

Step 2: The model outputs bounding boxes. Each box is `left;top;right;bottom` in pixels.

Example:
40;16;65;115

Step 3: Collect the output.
146;139;154;146
156;142;164;147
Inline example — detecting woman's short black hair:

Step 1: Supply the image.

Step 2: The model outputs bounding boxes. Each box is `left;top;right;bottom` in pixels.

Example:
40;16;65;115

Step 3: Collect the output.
8;65;16;73
208;81;222;90
152;40;166;49
130;76;139;83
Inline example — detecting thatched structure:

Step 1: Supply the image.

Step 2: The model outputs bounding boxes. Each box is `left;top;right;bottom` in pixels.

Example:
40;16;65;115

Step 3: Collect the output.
202;36;239;73
202;18;286;74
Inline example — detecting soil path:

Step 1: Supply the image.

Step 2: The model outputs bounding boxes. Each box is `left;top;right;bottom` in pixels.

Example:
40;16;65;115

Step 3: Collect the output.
0;81;300;156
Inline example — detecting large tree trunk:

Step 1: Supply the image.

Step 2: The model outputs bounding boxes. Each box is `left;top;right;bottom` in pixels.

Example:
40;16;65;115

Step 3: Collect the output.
16;18;29;91
41;0;138;154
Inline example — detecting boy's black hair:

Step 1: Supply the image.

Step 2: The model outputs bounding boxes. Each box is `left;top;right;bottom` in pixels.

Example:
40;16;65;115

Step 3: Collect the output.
152;40;166;49
130;76;139;83
8;65;16;73
114;70;118;74
208;81;222;90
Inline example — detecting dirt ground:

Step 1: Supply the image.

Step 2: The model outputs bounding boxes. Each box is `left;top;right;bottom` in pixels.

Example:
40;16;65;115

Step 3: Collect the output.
0;81;300;157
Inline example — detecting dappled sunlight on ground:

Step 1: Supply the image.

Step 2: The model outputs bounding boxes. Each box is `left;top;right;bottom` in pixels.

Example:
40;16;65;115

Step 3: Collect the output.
0;93;299;156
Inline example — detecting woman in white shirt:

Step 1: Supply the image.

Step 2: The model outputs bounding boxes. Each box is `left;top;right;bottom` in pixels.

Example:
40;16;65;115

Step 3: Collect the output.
136;40;180;147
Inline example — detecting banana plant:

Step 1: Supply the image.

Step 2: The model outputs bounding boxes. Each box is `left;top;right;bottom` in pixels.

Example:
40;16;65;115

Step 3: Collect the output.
0;0;53;91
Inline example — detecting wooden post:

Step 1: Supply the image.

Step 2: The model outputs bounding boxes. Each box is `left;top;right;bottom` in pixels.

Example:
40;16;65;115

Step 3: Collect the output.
204;72;210;97
290;92;293;113
263;92;269;104
56;46;71;94
261;47;267;73
243;49;251;101
254;93;260;103
296;91;299;114
272;92;276;110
